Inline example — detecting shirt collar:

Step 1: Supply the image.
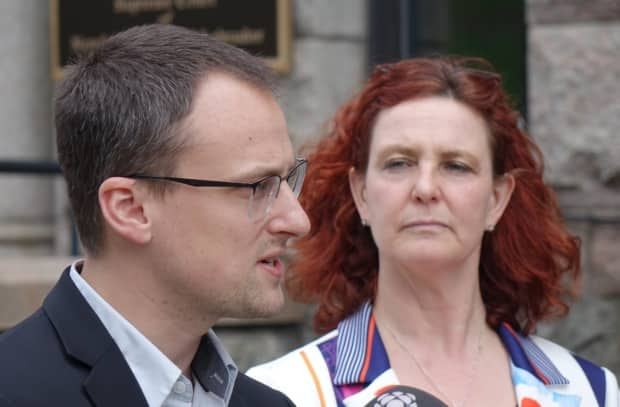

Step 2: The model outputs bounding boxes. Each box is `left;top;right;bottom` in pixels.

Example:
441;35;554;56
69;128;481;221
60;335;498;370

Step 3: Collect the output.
333;301;389;385
333;300;568;387
498;322;568;385
69;261;238;406
192;330;238;403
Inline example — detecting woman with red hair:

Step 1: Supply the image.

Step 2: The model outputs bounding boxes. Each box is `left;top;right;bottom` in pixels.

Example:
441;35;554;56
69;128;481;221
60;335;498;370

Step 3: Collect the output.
248;57;618;407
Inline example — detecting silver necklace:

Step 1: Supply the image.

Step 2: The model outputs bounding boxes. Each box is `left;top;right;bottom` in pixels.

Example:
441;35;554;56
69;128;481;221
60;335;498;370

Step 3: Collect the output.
381;319;485;407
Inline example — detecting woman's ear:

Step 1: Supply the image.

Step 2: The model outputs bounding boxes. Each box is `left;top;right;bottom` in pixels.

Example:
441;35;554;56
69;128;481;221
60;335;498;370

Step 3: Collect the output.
488;173;515;228
98;177;153;245
349;167;369;223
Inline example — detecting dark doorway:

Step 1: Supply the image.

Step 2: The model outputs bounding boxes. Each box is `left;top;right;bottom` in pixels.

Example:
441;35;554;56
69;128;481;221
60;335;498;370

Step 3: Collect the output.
368;0;527;112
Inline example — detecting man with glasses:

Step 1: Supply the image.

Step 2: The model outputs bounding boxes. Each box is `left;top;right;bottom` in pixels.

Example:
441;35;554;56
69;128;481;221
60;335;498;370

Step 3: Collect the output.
0;24;309;406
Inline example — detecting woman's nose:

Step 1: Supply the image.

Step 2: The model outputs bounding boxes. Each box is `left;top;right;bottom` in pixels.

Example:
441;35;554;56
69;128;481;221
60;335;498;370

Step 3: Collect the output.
411;165;440;203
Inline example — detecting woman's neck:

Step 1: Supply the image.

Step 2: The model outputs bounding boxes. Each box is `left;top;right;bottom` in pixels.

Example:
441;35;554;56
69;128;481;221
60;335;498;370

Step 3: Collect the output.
371;258;516;407
373;257;486;356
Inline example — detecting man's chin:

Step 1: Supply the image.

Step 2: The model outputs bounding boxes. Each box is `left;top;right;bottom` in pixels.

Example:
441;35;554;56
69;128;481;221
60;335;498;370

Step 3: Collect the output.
223;294;286;321
248;296;286;319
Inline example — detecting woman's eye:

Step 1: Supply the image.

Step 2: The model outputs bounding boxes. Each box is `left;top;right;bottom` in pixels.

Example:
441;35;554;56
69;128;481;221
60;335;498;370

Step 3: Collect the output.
444;161;471;172
384;159;412;170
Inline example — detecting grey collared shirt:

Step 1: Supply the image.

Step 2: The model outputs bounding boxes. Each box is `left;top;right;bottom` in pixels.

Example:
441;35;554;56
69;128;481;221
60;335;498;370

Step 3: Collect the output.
69;262;238;407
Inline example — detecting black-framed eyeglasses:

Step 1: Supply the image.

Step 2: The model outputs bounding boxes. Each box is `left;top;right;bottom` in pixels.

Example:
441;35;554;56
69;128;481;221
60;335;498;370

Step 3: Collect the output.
128;158;307;221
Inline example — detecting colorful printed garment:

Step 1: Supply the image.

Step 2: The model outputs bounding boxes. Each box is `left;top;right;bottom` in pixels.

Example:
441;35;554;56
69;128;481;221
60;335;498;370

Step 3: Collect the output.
247;301;619;407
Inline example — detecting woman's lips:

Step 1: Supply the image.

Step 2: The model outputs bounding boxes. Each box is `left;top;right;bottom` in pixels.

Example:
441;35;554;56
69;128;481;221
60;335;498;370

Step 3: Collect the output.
403;220;448;231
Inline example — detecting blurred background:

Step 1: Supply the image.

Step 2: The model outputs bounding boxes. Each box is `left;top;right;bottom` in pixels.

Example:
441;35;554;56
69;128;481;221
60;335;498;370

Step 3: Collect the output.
0;0;619;373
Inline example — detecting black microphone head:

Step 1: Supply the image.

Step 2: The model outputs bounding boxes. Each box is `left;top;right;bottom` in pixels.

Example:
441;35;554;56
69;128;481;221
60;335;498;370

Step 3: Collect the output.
364;385;450;407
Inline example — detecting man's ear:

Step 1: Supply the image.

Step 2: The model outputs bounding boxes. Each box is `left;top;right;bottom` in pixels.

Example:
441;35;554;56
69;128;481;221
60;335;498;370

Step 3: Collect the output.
98;177;152;245
348;167;369;223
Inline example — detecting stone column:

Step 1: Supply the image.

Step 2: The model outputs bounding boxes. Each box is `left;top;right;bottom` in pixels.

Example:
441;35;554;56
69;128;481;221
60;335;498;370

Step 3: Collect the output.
527;0;620;374
280;0;368;149
0;2;55;255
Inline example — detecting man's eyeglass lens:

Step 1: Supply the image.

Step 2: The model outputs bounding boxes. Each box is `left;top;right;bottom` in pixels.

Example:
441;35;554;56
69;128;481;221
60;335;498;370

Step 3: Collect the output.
248;160;306;220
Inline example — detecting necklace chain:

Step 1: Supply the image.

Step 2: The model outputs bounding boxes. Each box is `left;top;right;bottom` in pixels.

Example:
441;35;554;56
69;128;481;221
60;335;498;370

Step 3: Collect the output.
381;320;485;407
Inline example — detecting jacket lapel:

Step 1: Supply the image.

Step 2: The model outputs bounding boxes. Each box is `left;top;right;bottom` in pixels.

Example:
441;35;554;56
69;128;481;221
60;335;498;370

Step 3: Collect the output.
43;268;148;407
84;344;149;407
228;391;247;407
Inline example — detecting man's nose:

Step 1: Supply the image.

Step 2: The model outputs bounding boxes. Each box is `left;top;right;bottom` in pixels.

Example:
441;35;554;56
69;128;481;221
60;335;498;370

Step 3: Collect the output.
267;182;311;237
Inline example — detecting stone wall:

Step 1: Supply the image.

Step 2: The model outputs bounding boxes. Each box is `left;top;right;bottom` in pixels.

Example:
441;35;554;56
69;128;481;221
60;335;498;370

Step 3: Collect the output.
0;2;55;255
278;0;367;149
527;0;620;373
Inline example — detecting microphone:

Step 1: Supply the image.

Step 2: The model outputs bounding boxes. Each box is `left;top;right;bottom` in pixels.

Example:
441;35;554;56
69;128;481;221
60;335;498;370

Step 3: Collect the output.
364;385;450;407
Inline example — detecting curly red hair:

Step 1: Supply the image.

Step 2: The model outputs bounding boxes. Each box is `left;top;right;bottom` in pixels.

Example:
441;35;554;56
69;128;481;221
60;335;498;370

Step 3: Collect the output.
288;57;580;335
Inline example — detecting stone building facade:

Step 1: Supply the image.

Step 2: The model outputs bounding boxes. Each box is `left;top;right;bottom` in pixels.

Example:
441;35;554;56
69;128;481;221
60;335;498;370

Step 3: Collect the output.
527;0;620;374
0;1;618;373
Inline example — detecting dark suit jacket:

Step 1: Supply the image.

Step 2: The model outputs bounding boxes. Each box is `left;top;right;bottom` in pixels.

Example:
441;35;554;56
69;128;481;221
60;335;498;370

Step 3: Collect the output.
0;268;295;406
